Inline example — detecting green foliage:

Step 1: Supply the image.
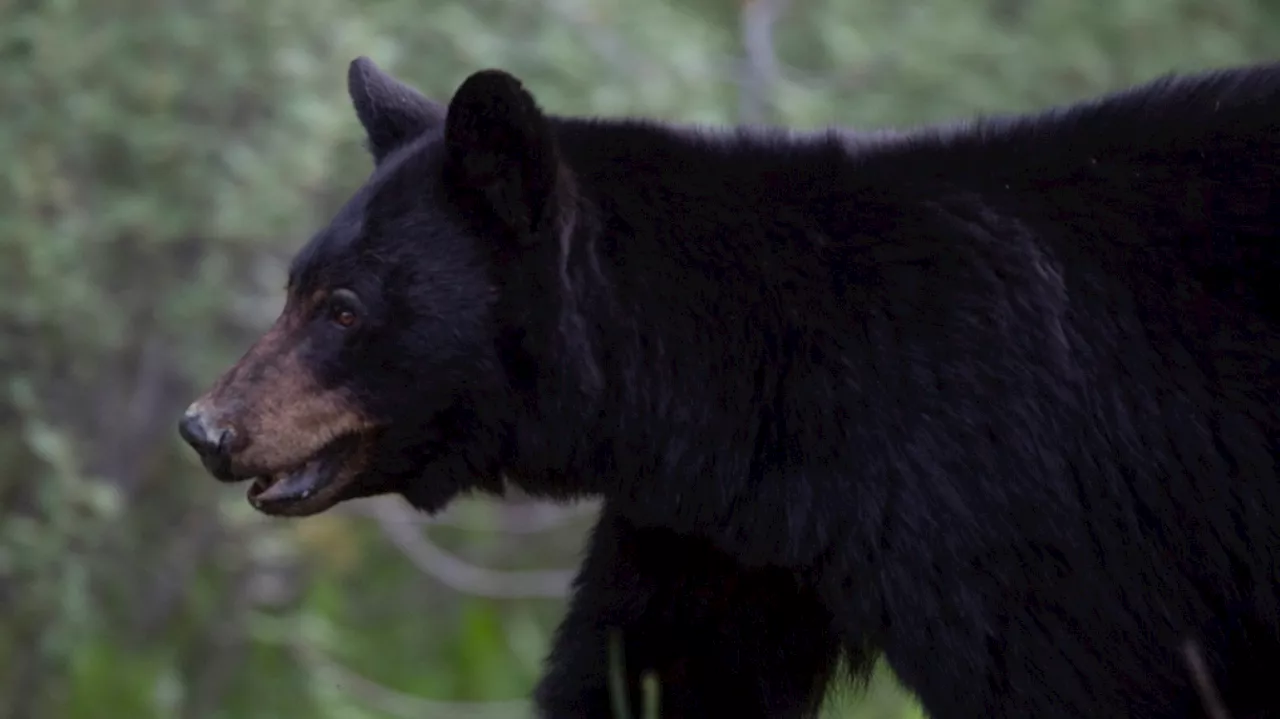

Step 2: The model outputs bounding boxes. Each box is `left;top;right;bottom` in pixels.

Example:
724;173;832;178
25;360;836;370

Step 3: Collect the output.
606;631;663;719
1;0;1278;717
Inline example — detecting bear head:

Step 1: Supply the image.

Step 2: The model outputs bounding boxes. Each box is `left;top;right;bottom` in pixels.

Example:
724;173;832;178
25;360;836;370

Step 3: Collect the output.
178;58;576;517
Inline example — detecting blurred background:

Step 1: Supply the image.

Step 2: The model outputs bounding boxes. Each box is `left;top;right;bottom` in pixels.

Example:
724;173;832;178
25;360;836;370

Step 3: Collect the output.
2;0;1279;717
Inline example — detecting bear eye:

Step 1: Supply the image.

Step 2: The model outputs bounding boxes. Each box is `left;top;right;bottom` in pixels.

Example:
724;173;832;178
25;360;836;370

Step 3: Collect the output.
327;289;361;329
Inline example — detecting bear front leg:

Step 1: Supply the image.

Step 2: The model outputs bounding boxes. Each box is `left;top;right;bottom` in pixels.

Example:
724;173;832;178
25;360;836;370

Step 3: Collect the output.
534;506;840;719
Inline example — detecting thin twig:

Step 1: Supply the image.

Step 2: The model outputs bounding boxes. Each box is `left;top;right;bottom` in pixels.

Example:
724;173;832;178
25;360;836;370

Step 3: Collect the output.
369;498;575;599
1182;638;1233;719
739;0;791;123
341;496;599;534
293;640;531;719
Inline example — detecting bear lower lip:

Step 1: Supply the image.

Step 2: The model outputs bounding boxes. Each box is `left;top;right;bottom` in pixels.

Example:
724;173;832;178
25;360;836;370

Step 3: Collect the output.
242;432;368;515
247;460;331;507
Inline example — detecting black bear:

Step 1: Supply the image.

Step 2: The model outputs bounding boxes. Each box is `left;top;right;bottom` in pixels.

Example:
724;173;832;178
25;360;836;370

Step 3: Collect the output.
179;56;1279;719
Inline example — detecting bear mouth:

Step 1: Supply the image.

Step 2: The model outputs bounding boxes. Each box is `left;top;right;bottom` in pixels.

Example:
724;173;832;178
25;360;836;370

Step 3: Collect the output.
245;432;367;517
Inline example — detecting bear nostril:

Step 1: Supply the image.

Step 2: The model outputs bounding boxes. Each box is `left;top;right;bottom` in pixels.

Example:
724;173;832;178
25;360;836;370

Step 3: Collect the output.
216;426;238;453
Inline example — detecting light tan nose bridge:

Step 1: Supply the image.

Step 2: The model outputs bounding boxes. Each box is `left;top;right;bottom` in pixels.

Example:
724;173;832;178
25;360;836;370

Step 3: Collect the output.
183;399;215;427
178;399;237;452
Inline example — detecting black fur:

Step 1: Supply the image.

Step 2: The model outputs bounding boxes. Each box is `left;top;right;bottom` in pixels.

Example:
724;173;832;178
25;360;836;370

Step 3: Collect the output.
291;57;1280;718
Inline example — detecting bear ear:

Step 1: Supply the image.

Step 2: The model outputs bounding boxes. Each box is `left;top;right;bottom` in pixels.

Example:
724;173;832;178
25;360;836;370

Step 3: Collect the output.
443;69;562;244
347;56;445;163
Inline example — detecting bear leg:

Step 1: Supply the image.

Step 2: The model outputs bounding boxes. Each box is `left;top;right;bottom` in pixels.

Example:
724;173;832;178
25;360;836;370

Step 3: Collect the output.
534;506;839;719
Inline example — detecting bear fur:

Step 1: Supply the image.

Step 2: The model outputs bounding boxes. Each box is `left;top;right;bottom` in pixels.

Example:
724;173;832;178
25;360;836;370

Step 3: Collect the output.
183;57;1280;719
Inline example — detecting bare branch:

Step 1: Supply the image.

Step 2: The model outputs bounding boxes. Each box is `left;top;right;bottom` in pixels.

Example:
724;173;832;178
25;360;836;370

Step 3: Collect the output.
178;561;259;719
341;496;599;534
293;636;531;719
134;507;224;637
90;330;188;498
368;498;574;599
1182;638;1233;719
496;498;598;533
739;0;791;123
